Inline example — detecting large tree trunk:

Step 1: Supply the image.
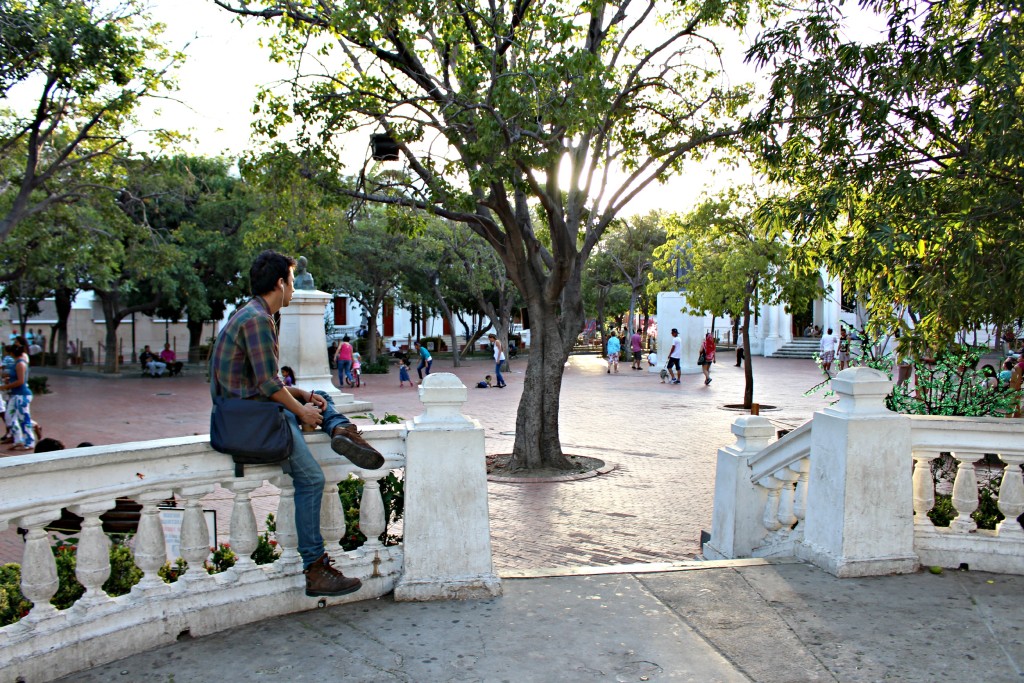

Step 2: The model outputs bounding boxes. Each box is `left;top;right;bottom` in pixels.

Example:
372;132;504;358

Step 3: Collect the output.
509;290;584;470
53;287;73;369
186;318;205;363
742;297;754;409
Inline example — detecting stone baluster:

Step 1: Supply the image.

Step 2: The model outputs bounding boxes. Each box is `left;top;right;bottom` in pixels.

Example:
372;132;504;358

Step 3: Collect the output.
271;475;301;568
775;469;800;531
359;471;387;552
949;452;980;533
758;477;783;532
320;478;347;556
132;493;171;592
227;480;260;572
995;456;1024;537
177;489;213;585
68;503;113;607
704;415;776;560
18;516;61;625
912;452;937;527
791;458;811;526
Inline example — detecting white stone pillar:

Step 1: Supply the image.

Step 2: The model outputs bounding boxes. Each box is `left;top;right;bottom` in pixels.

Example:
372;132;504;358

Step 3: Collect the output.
762;303;783;357
395;373;501;601
704;415;776;560
797;367;918;577
278;288;370;412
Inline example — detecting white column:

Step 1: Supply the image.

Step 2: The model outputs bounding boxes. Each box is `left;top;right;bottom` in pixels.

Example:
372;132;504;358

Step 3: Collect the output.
19;519;61;625
395;373;501;601
132;493;172;593
797;367;919;577
950;452;981;533
226;481;260;573
704;415;776;560
359;471;387;552
68;503;113;607
271;475;302;568
320;478;347;557
996;455;1024;537
177;490;214;585
912;452;938;527
762;303;783;357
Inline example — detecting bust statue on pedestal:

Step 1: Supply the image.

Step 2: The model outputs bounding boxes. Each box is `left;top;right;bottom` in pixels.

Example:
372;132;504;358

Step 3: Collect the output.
294;256;315;290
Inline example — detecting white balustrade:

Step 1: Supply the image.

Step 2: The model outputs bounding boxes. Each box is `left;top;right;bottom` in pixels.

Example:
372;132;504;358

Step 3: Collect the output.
0;373;495;683
709;367;1024;578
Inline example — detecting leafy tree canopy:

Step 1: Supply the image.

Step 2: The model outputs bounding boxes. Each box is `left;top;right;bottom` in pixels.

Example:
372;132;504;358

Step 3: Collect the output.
0;0;180;243
747;0;1024;353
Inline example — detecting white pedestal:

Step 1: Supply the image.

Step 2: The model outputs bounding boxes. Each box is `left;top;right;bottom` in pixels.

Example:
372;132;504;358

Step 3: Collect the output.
278;289;372;413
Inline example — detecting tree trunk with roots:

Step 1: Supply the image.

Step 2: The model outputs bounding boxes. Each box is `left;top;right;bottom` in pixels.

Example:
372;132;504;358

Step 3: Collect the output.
509;280;584;470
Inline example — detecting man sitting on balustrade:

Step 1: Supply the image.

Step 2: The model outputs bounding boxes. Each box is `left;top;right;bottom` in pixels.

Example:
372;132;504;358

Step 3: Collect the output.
209;250;385;597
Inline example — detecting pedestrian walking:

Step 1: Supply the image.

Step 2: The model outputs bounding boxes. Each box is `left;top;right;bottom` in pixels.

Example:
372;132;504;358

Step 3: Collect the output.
2;336;35;451
667;328;682;384
398;358;414;387
414;340;432;382
334;336;355;387
820;327;838;376
209;250;385;597
837;327;851;371
488;334;507;387
630;329;643;370
698;332;716;385
606;332;620;374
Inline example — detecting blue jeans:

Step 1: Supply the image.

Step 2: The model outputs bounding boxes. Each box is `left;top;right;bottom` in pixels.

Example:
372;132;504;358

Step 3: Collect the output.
417;358;432;379
494;361;504;387
337;359;353;386
282;390;352;568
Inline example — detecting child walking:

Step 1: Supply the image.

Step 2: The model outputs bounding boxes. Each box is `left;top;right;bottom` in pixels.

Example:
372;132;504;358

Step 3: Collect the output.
398;358;413;387
352;352;362;388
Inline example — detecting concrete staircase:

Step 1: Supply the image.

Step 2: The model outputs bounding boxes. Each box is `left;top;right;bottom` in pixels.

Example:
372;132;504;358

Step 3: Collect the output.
769;338;820;359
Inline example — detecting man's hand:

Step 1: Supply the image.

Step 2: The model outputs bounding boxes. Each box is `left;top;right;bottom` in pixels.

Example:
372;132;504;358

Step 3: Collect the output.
308;391;327;411
297;402;323;429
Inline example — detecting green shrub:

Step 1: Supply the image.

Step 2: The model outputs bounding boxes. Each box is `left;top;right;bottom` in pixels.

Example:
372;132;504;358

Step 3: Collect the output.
27;375;49;395
337;472;405;551
361;356;390;374
250;513;281;565
103;537;143;596
206;543;236;573
51;541;86;609
0;563;31;626
889;346;1017;417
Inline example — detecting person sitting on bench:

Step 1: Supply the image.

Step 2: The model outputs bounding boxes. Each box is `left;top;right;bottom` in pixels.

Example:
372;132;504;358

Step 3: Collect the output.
159;343;184;376
139;345;166;377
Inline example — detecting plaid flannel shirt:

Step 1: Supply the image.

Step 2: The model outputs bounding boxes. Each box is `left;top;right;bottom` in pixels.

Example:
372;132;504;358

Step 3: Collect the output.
209;296;285;401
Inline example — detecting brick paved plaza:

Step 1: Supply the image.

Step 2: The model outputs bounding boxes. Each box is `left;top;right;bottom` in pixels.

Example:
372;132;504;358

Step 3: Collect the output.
1;353;830;571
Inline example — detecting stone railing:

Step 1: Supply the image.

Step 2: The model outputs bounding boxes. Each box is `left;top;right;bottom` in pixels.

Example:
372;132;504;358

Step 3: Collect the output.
0;373;499;683
706;367;1024;577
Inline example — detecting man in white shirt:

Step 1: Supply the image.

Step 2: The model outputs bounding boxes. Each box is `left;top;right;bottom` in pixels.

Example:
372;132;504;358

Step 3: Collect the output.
667;328;683;384
820;327;838;376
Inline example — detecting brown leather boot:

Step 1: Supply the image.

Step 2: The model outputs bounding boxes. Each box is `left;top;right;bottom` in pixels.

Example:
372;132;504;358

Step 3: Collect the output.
304;553;362;597
331;424;385;470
